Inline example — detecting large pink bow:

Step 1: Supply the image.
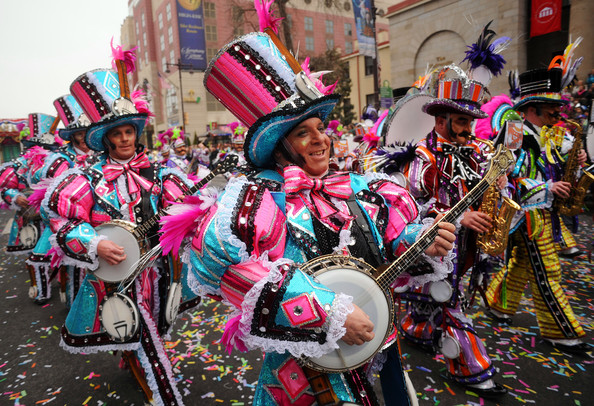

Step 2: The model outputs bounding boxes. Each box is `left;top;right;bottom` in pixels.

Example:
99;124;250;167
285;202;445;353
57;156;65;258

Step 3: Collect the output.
284;165;352;219
103;153;153;194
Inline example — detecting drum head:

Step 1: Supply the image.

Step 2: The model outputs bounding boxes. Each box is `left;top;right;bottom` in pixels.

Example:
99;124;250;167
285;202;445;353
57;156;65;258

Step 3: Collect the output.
99;293;139;343
587;124;594;162
429;280;453;303
439;333;461;359
19;224;39;249
95;224;141;283
383;93;434;146
165;282;183;325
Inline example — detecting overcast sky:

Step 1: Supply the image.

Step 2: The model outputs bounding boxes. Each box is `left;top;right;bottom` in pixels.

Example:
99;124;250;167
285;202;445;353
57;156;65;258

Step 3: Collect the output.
0;0;129;119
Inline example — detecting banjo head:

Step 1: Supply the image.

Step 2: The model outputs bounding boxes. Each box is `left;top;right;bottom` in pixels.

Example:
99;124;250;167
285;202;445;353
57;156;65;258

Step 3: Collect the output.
95;221;142;283
99;292;140;343
165;282;183;325
301;255;394;373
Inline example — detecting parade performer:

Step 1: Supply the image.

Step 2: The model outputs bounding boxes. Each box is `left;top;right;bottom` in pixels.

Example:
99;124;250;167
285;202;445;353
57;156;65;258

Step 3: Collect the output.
397;63;507;397
159;11;456;405
485;47;591;354
26;95;94;305
45;47;195;405
0;113;61;302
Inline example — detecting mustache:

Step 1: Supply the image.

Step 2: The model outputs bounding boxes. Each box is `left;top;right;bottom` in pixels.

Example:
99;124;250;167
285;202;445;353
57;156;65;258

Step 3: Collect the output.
547;111;560;119
454;130;472;138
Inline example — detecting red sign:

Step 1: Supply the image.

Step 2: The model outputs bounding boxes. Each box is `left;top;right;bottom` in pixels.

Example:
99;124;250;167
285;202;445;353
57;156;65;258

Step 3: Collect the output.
530;0;562;38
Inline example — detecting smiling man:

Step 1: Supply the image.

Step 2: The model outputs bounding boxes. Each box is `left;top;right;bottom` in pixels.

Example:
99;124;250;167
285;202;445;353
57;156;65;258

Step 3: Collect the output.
44;66;195;405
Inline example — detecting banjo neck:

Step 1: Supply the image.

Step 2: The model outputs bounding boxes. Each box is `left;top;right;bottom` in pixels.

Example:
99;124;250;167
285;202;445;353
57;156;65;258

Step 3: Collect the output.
375;145;514;291
131;154;238;239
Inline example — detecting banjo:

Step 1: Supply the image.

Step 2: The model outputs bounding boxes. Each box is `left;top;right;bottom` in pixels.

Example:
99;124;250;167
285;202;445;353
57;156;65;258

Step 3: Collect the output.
301;145;515;373
94;154;239;283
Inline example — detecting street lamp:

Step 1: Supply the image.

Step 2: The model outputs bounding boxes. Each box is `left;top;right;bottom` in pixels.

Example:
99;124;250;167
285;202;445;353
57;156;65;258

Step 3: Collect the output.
165;58;193;130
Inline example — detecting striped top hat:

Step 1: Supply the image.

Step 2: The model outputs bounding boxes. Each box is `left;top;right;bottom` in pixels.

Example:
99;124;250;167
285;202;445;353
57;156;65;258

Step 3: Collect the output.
204;26;339;168
53;94;91;141
23;113;61;149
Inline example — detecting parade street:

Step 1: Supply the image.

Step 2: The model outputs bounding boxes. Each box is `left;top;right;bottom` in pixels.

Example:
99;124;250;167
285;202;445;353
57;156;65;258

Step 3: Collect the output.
1;208;592;406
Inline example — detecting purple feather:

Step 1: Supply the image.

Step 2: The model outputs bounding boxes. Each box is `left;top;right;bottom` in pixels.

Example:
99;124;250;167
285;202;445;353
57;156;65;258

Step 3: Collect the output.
375;143;417;173
462;21;508;77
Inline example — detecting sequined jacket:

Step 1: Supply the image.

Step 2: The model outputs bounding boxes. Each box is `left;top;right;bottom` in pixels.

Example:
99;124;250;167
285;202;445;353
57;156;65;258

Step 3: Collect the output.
179;168;450;405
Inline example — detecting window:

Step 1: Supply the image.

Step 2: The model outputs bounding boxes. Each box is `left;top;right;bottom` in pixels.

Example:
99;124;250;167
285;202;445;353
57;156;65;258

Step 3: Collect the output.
168;26;173;44
158;13;163;29
143;32;147;47
166;3;171;21
304;16;313;31
326;38;334;50
144;51;148;65
162;57;167;72
160;34;165;51
170;49;175;64
325;20;333;34
135;23;139;35
305;36;314;51
206;92;226;111
205;25;217;42
343;62;350;78
344;23;352;37
204;2;216;19
141;13;145;27
286;14;293;30
345;41;353;54
207;48;218;61
364;56;374;76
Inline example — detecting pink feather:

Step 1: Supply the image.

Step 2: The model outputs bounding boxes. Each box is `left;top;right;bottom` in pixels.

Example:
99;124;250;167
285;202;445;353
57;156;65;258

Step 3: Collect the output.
220;314;248;354
47;246;64;268
131;90;155;124
110;37;138;74
475;94;513;139
28;187;47;214
22;146;50;169
254;0;283;34
159;195;213;257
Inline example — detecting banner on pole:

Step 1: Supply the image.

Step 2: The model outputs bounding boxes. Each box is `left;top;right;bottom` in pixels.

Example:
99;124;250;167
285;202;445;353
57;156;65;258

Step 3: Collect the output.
530;0;562;38
351;0;376;58
176;0;207;70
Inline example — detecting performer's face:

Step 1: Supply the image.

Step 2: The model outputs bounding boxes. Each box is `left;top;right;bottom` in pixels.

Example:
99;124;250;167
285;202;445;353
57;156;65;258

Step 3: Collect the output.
439;113;474;145
538;104;561;127
106;124;137;160
174;144;187;156
72;130;90;153
283;117;331;178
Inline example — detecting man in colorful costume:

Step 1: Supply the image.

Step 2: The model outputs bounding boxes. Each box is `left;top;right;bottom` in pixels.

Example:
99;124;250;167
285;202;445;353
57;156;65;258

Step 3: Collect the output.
27;95;94;305
45;56;195;404
485;65;590;354
159;20;456;406
400;65;507;397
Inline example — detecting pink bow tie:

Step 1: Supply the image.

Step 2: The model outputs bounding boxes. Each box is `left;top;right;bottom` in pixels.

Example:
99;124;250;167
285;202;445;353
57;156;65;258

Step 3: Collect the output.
103;153;153;194
284;165;352;219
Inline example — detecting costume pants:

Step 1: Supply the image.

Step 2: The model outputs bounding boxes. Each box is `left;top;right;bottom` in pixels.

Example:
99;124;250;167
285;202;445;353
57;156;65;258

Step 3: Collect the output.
486;213;584;340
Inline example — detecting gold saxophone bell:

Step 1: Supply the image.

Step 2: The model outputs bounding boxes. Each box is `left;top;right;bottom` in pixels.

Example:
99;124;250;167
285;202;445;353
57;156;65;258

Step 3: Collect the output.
474;139;520;256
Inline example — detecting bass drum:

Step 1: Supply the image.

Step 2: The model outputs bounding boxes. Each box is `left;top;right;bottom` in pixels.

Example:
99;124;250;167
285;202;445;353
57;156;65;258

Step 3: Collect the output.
99;292;140;343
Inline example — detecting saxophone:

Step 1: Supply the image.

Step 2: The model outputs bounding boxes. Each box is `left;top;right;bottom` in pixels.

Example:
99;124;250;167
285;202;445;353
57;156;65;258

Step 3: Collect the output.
552;118;594;216
475;139;521;256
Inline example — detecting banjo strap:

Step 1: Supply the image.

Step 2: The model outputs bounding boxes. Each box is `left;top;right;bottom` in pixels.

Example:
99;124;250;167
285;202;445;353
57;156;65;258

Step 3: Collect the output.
346;193;383;268
301;365;341;406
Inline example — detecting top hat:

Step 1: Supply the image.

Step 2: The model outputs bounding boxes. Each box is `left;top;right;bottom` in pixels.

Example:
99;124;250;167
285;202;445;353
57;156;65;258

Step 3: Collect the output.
53;94;91;141
204;31;339;169
23;113;61;149
512;68;568;110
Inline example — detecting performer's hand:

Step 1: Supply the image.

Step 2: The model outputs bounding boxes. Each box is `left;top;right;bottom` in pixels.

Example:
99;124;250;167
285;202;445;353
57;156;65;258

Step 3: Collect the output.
551;181;571;199
461;211;493;233
342;304;375;346
577;149;587;166
97;240;127;265
424;214;456;257
15;195;29;208
496;175;507;190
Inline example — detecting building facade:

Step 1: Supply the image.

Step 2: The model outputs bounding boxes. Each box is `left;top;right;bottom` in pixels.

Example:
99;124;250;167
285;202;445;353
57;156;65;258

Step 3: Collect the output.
123;0;391;144
385;0;593;98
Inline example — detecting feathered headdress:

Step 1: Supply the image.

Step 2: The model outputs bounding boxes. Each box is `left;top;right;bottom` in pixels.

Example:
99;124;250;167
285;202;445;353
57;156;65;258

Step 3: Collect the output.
462;21;511;86
548;36;583;89
254;0;283;34
300;57;338;96
110;37;138;74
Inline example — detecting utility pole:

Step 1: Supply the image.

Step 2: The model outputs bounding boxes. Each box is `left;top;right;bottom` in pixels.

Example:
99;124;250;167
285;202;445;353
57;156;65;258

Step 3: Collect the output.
371;0;380;107
166;58;193;130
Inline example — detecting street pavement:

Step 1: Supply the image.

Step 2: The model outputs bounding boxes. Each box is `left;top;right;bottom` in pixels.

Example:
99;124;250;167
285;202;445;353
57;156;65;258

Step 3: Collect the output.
0;207;592;405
